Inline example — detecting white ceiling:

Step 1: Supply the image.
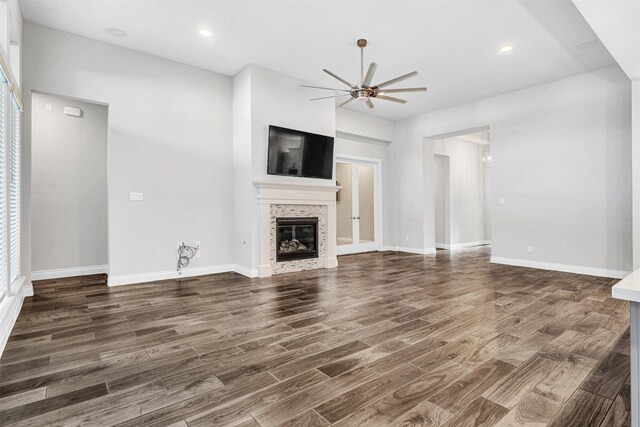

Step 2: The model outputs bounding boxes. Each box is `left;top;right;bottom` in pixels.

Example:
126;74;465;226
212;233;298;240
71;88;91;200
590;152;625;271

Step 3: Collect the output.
20;0;617;121
572;0;640;81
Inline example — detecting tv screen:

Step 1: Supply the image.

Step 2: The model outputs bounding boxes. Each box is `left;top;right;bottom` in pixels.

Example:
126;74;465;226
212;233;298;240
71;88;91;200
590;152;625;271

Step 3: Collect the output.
267;125;334;180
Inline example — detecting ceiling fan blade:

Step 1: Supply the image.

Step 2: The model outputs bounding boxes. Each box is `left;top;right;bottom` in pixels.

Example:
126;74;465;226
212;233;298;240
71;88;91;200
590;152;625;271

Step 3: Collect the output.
323;69;354;88
365;98;374;109
309;94;350;101
362;62;378;86
374;71;419;89
338;97;356;107
300;84;350;92
376;94;407;104
379;87;427;94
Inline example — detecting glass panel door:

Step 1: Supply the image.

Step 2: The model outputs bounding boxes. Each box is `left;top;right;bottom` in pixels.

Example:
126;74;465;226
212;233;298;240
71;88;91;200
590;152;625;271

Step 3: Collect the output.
358;165;375;244
336;158;379;255
336;162;353;246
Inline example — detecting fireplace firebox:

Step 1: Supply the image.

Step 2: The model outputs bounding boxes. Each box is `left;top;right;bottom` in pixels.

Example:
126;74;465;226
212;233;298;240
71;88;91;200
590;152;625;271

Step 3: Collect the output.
276;217;319;262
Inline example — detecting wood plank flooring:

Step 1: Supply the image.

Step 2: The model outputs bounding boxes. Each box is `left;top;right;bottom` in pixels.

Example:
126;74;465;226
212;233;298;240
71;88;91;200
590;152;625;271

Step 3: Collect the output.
0;247;631;426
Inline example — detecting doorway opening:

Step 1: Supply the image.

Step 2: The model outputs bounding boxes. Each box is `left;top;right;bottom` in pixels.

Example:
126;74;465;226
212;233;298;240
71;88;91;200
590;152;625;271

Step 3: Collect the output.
31;92;109;280
335;155;382;255
432;130;491;251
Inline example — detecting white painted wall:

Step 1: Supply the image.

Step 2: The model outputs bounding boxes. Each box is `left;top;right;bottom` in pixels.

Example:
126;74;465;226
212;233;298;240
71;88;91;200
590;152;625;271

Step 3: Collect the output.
250;66;336;182
434;154;449;246
634;81;640;270
483;146;492;241
31;93;108;273
231;67;254;273
336;108;395;143
395;65;632;276
433;137;486;246
23;23;234;280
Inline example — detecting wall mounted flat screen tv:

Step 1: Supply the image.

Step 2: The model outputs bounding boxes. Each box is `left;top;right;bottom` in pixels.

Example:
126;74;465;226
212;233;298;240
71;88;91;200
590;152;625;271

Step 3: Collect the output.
267;125;334;180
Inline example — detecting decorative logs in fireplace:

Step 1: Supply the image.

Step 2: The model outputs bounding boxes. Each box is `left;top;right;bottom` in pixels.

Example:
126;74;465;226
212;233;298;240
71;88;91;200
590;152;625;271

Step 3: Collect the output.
276;217;319;262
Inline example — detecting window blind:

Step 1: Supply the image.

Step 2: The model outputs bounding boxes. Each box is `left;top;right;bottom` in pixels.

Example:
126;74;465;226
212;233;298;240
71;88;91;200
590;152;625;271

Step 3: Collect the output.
0;82;6;299
8;91;19;286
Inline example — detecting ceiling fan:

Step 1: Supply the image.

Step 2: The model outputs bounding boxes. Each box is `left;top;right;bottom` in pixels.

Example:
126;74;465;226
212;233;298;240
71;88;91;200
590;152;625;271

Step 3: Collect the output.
302;38;427;109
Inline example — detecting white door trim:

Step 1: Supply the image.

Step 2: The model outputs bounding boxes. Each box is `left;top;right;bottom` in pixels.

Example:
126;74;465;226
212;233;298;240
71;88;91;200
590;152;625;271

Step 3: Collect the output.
335;154;383;255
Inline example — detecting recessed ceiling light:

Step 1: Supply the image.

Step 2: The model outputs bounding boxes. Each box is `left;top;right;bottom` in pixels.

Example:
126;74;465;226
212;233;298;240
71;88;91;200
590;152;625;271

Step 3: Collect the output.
576;39;600;50
199;28;213;38
499;44;513;53
105;27;128;38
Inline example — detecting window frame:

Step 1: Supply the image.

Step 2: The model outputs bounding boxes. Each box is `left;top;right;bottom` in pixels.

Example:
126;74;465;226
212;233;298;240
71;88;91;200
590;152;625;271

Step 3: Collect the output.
0;41;23;302
0;75;6;302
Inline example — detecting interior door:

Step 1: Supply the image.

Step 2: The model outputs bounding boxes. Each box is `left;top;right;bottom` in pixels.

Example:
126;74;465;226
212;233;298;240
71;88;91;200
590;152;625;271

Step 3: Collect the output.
336;158;380;255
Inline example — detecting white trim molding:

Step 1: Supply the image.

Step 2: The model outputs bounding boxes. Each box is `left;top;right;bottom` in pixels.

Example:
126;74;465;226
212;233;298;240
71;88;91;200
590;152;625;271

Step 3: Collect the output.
381;246;437;255
32;265;109;281
436;240;491;250
233;264;259;278
108;264;257;287
335;154;384;257
0;283;32;357
491;256;630;279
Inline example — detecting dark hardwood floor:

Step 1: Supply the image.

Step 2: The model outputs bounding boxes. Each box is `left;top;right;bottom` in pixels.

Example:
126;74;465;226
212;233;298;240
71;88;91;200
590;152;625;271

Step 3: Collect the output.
0;247;631;426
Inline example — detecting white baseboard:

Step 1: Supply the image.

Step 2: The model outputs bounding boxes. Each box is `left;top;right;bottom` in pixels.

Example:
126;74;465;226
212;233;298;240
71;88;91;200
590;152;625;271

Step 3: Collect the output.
108;264;234;286
23;282;34;297
490;256;630;279
436;240;491;250
107;263;260;286
381;246;437;255
0;284;32;357
32;265;109;281
325;256;338;269
234;264;259;278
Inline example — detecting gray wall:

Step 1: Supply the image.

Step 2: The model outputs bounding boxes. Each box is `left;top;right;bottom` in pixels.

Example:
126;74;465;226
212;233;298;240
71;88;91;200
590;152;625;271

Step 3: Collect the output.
23;23;234;280
483;146;491;241
31;93;107;272
434;154;449;246
395;66;632;275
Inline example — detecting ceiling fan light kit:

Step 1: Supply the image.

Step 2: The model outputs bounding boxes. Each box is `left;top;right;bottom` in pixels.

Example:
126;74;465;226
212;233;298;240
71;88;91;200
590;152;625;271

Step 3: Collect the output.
303;38;427;109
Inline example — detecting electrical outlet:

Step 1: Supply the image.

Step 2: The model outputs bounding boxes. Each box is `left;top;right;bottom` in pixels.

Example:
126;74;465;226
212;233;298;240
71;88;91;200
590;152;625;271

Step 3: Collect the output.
195;241;201;258
45;103;52;112
130;192;143;201
527;246;534;253
499;198;505;205
405;236;410;242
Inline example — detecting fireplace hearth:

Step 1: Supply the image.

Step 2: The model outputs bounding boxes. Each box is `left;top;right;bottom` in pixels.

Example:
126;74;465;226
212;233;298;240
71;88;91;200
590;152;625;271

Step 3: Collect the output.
276;217;318;262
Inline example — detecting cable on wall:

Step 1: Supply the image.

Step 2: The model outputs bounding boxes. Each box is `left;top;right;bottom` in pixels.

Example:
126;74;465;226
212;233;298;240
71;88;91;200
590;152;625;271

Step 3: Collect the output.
177;242;199;274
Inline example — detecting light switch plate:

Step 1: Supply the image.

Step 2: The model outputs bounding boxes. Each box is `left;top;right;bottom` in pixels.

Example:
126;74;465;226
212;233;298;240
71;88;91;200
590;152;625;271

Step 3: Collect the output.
45;103;52;112
499;198;505;205
130;192;144;201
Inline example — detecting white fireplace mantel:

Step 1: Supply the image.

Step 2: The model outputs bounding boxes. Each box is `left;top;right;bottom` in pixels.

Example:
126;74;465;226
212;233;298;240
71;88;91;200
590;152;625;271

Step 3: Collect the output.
253;179;341;277
253;179;341;205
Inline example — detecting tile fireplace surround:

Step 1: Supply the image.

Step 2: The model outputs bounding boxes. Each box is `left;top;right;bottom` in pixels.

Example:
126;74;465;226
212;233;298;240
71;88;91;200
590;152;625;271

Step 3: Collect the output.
254;180;340;277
